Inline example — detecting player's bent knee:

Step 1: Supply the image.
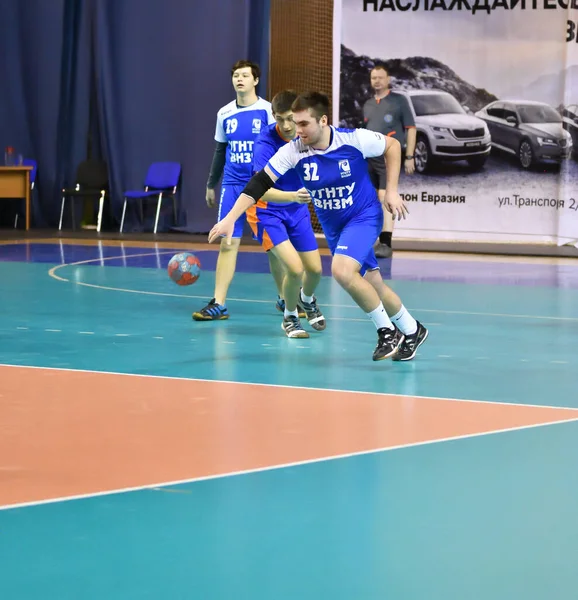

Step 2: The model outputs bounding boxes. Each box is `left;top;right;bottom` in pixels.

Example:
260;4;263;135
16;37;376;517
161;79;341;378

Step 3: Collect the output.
286;262;304;280
300;251;323;277
272;243;303;279
308;263;322;277
331;256;360;288
304;259;322;278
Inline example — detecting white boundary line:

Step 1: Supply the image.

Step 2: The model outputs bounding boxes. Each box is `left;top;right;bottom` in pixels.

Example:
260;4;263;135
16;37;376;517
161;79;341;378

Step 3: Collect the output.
46;252;578;323
2;363;578;413
0;252;572;512
1;415;577;512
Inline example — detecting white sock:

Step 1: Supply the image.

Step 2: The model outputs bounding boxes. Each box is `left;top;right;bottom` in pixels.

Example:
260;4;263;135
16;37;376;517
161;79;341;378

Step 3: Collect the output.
300;289;314;303
390;305;418;335
284;308;298;319
367;303;394;330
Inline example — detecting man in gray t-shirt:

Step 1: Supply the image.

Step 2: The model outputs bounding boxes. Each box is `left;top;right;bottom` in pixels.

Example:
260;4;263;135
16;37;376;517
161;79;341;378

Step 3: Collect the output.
362;65;416;258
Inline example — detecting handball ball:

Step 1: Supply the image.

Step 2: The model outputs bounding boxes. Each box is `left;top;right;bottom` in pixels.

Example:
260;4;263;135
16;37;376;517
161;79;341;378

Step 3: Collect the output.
167;252;201;286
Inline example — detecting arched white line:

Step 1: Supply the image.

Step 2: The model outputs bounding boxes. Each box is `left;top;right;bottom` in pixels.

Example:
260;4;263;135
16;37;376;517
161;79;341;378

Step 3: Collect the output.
47;252;578;322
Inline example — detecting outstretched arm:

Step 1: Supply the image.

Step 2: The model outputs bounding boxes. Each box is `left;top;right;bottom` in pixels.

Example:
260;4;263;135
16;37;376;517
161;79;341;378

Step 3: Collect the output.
209;142;302;242
261;187;310;204
252;135;309;204
208;166;279;244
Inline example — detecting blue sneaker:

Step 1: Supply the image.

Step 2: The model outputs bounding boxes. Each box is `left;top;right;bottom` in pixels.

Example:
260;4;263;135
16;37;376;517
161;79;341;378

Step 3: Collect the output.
192;298;229;321
275;296;285;313
276;296;305;318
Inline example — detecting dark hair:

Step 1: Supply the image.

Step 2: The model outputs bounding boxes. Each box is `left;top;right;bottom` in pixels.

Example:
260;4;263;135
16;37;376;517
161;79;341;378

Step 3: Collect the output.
371;64;388;76
272;90;298;114
231;60;261;80
291;92;330;120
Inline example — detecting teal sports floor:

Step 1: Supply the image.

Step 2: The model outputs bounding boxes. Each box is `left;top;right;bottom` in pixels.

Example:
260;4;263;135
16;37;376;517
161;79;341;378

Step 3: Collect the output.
0;239;577;599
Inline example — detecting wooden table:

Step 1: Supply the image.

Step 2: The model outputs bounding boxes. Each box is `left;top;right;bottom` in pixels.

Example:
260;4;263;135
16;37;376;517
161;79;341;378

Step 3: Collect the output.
0;166;33;230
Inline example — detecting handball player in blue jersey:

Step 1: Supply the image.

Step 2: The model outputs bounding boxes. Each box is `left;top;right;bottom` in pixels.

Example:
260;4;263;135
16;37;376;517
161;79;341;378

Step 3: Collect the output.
193;60;278;322
209;92;428;361
248;89;326;339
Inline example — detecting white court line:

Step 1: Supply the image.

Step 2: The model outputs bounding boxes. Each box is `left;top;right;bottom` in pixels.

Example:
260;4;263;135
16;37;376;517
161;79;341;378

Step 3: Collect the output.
1;363;577;413
2;253;570;511
1;415;578;512
46;252;578;323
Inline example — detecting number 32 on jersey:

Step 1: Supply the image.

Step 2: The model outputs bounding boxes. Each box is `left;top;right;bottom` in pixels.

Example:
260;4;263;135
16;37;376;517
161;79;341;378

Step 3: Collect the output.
303;162;320;182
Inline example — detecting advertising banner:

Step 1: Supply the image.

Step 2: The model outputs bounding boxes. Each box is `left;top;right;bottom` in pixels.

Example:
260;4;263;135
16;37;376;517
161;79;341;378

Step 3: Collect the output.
335;0;578;245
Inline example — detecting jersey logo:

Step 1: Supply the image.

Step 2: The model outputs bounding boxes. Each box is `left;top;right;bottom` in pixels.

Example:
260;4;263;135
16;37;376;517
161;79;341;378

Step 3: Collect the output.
383;114;393;124
338;160;351;179
252;119;262;133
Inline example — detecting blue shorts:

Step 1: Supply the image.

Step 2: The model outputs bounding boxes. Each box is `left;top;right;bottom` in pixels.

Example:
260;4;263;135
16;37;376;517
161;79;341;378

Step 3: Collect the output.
218;184;246;238
323;209;381;277
247;202;318;253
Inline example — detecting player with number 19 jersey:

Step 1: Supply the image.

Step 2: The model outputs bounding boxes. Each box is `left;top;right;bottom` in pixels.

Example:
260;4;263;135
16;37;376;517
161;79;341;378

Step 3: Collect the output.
266;126;388;273
215;98;275;236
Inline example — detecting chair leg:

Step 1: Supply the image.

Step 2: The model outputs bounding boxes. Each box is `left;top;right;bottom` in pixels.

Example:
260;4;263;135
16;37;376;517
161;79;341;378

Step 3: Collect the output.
97;191;105;233
153;192;163;234
14;213;18;229
172;195;178;226
59;196;66;231
120;199;127;233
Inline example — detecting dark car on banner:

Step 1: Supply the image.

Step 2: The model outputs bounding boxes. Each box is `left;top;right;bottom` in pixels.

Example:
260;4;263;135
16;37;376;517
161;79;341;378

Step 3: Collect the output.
560;103;578;158
475;100;572;169
397;90;492;174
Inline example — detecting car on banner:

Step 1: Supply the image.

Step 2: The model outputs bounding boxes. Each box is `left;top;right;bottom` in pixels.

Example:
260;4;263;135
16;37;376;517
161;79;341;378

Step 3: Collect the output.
560;104;578;158
396;89;492;174
475;100;572;169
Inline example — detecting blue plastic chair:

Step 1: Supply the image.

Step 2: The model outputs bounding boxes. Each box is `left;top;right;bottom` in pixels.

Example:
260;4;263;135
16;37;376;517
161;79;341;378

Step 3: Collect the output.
14;158;37;229
120;161;181;233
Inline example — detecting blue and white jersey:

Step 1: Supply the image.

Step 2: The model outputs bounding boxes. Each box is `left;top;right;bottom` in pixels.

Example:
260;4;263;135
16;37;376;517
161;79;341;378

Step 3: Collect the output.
266;127;388;229
214;98;275;185
253;123;302;207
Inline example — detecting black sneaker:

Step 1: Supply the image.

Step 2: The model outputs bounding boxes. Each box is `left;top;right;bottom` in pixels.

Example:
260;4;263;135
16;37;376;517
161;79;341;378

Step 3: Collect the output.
374;242;393;259
297;293;326;331
192;298;229;321
281;315;310;339
393;322;428;361
276;296;306;319
372;326;404;361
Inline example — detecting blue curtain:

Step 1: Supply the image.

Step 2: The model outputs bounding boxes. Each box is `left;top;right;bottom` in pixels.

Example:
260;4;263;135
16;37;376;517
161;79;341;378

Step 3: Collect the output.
0;0;92;227
1;0;270;232
248;0;271;98
93;0;254;233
